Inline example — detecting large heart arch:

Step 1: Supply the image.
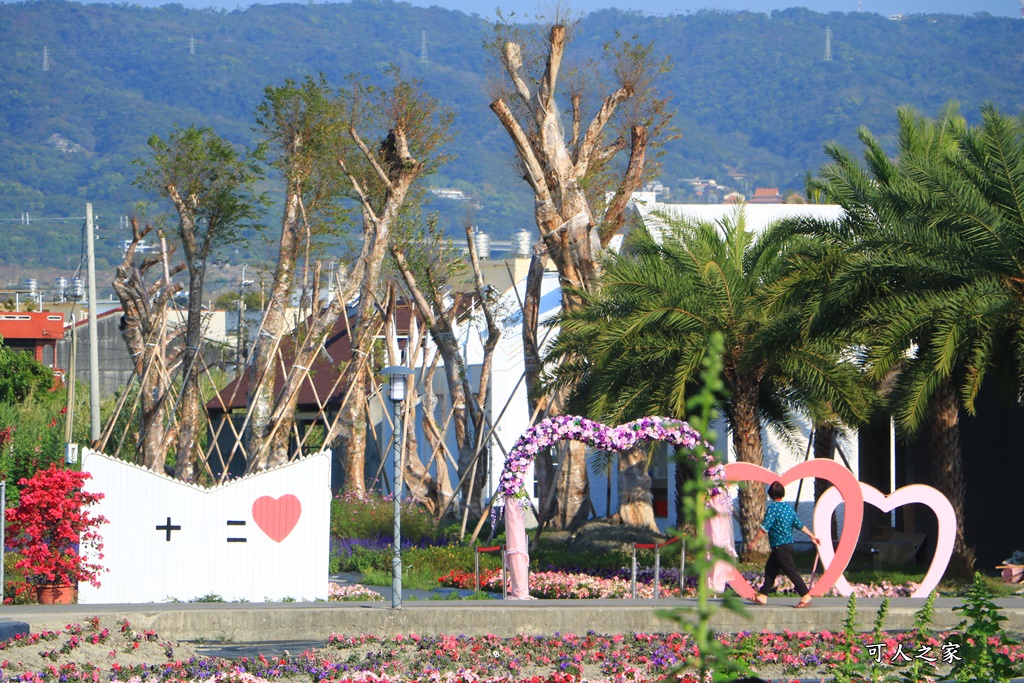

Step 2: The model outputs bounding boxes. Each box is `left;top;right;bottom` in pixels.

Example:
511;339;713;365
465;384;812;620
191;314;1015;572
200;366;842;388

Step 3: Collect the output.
497;415;729;598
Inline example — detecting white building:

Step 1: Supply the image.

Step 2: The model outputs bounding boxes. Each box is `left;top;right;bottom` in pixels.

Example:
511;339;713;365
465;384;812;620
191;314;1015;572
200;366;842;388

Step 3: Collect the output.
396;202;861;535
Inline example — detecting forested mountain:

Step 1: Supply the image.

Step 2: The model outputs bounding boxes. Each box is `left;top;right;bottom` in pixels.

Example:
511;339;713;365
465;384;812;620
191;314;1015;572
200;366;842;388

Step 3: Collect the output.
2;0;1023;275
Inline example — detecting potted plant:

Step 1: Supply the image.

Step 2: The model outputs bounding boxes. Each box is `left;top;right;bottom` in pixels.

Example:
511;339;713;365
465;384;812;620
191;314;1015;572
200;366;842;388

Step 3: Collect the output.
5;464;108;603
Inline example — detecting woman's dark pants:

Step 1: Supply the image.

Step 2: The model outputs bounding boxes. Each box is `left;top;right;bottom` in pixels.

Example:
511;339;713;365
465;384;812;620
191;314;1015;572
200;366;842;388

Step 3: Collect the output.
760;543;809;597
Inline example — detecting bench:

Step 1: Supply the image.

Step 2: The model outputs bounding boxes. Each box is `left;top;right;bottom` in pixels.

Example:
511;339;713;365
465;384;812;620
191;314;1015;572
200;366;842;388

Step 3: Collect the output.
997;565;1024;584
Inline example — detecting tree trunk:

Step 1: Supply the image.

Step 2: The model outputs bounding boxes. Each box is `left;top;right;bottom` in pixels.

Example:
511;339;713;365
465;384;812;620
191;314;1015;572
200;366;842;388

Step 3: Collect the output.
537;440;590;531
521;245;547;418
617;445;657;530
730;374;769;559
560;441;590;529
337;373;368;495
421;362;454;514
245;191;301;469
674;455;696;533
175;262;207;482
491;24;668;534
813;422;837;501
812;422;839;541
401;398;437;513
112;220;181;472
928;378;976;578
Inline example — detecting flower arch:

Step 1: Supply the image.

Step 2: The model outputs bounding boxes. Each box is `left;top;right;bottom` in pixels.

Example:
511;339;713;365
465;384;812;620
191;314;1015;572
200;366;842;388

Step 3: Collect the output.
496;415;731;599
497;414;726;505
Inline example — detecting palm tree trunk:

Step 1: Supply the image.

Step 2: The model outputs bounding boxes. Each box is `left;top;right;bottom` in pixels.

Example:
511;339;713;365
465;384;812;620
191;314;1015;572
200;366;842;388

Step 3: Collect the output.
617;445;657;531
813;423;837;501
731;375;769;559
556;440;590;529
813;423;839;541
928;378;976;578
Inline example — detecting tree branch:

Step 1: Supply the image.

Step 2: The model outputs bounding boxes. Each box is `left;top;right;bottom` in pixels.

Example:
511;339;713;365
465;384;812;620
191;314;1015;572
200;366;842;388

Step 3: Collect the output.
348;127;394;193
489;98;551;202
336;158;380;225
600;125;648;247
501;41;533;104
538;25;566;116
575;85;632;176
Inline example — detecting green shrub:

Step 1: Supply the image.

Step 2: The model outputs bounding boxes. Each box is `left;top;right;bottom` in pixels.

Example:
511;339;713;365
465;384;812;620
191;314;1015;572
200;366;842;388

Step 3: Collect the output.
356;545;503;590
330;491;439;544
2;551;35;604
0;392;89;507
333;543;391;574
0;344;53;404
532;545;633;572
949;572;1023;682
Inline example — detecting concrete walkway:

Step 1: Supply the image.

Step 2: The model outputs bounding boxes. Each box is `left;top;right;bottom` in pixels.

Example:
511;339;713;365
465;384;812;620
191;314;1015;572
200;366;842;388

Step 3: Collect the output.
1;596;1022;644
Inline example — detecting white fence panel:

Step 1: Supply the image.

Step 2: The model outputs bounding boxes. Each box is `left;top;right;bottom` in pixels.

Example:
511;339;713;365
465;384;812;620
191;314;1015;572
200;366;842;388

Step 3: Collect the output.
78;449;330;603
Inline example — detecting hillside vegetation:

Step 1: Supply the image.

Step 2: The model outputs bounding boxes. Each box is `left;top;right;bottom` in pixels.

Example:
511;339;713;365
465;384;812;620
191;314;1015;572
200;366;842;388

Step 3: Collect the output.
2;0;1022;273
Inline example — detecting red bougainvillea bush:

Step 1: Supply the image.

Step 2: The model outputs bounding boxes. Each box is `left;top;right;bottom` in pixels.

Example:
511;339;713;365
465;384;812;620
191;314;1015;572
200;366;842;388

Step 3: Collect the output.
5;464;108;587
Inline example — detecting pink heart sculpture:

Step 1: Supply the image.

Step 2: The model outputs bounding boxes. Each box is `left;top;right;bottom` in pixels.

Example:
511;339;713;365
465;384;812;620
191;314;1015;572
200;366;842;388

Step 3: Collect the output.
814;483;954;598
724;461;863;598
252;494;302;543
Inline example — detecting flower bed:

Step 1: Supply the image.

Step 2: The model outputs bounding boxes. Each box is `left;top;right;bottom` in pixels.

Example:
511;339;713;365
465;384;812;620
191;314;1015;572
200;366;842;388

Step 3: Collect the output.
0;623;1020;683
438;568;920;600
329;583;385;602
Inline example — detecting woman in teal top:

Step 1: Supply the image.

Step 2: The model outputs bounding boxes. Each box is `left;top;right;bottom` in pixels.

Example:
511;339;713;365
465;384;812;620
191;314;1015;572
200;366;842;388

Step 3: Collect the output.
749;481;820;607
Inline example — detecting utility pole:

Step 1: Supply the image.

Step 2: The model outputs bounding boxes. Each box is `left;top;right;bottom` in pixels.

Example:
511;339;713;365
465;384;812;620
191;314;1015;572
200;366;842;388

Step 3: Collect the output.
420;31;428;65
86;203;101;444
824;26;832;62
190;36;196;56
42;46;49;71
64;314;79;465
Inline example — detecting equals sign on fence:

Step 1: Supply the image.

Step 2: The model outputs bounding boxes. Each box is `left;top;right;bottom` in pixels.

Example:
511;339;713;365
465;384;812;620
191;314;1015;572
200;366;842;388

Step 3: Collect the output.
227;520;247;543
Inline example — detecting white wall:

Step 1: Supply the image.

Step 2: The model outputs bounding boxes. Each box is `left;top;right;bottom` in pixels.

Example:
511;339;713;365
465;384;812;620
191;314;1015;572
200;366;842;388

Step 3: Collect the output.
78;450;330;603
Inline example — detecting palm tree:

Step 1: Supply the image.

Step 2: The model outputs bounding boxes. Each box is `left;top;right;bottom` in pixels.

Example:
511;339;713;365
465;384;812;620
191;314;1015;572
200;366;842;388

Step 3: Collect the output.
546;209;871;556
802;103;1024;576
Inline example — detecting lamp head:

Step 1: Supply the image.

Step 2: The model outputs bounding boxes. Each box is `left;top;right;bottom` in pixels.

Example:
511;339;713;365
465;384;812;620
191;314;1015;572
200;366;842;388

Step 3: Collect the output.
379;365;415;403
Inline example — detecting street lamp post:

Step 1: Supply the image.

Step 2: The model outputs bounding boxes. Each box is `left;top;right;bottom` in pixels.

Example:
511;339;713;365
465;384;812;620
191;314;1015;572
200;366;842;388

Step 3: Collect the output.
380;365;414;610
237;266;254;373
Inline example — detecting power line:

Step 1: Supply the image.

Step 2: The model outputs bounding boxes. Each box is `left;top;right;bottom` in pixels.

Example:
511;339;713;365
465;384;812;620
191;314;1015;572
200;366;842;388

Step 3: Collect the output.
0;215;87;224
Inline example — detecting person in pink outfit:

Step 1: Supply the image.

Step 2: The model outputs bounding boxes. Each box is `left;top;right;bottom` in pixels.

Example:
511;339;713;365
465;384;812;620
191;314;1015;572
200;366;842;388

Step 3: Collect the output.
503;498;534;599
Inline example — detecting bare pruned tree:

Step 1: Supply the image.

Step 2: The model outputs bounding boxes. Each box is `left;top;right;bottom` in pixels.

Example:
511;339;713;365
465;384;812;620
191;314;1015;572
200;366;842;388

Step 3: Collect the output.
390;217;502;522
110;219;184;471
135;126;266;481
318;70;453;493
245;76;350;472
488;9;674;528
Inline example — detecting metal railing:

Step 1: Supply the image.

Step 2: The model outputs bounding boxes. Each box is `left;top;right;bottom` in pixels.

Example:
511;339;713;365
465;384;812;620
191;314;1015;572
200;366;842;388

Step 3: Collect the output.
630;536;685;599
475;544;507;598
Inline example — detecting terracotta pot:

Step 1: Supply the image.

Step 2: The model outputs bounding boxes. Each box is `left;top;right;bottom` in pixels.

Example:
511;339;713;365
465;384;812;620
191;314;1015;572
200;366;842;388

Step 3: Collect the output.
35;584;76;605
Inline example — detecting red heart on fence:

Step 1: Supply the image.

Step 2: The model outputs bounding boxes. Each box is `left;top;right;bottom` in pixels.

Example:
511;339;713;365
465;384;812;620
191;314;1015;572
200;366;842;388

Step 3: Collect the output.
723;460;863;598
252;494;302;543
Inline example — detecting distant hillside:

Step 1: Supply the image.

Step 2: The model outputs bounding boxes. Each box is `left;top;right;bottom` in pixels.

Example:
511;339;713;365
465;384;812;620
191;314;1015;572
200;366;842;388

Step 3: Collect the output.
1;0;1022;274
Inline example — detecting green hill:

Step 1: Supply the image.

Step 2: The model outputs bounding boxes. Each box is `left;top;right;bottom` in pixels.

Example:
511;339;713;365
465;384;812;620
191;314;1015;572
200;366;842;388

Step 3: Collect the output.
1;0;1022;273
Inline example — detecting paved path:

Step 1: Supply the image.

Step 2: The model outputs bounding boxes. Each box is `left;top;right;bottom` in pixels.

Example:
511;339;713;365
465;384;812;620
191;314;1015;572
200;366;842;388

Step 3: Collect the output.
1;595;1022;644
